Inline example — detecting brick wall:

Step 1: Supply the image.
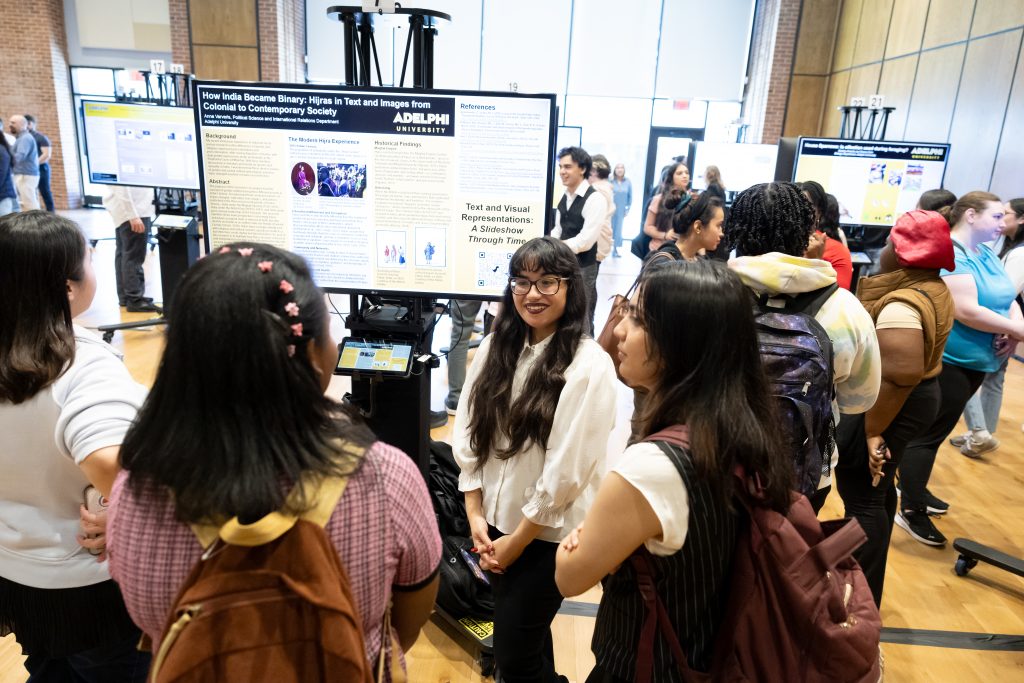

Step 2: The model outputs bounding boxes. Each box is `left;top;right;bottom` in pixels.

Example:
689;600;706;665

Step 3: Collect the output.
763;0;801;144
168;0;192;73
258;0;306;83
0;0;82;209
742;0;802;145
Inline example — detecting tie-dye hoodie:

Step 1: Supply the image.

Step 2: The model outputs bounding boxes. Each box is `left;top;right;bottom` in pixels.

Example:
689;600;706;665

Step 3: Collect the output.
730;253;882;488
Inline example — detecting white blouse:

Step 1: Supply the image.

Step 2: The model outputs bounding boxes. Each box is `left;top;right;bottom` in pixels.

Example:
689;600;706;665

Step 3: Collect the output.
453;334;618;543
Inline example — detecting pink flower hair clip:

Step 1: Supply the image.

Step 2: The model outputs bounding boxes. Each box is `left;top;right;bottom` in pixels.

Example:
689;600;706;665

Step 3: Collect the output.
290;323;304;337
279;279;294;294
218;246;231;254
238;247;254;257
284;302;300;317
257;260;273;273
287;345;296;357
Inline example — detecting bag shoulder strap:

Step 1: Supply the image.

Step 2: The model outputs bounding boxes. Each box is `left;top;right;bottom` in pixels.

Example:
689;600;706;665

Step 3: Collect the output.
190;445;364;549
760;282;838;318
631;549;699;683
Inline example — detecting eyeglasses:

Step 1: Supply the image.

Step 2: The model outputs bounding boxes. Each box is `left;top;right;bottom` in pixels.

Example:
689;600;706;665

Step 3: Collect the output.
509;275;569;296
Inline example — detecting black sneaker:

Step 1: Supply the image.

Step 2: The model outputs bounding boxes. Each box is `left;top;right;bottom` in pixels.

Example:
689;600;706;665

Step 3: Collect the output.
925;491;950;516
895;509;947;546
126;301;163;313
429;409;448;429
444;396;459;416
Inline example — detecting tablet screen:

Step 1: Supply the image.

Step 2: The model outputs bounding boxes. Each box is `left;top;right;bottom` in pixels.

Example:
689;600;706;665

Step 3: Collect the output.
336;338;414;376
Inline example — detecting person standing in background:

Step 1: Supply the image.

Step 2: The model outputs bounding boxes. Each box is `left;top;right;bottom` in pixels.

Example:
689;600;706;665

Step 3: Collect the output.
0;133;16;215
551;146;608;336
102;186;160;313
610;163;632;258
25;115;53;212
8;115;39;211
589;154;616;270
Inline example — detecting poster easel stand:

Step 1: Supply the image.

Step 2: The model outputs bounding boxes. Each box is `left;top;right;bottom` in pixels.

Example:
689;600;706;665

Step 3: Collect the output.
326;5;494;672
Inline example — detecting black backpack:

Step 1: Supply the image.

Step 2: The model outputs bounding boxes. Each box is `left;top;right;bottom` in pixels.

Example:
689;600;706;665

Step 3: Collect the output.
753;284;838;497
428;441;494;619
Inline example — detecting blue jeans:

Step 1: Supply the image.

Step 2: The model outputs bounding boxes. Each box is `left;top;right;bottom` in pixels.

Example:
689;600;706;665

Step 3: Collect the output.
24;633;150;682
961;358;1007;434
447;299;483;405
37;163;54;211
0;196;14;215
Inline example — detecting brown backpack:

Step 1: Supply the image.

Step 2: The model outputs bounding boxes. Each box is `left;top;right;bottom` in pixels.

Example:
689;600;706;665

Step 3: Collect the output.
148;470;381;683
636;426;882;682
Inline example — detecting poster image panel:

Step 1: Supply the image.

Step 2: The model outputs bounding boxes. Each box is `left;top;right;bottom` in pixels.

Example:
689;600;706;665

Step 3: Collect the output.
792;137;950;227
192;80;557;299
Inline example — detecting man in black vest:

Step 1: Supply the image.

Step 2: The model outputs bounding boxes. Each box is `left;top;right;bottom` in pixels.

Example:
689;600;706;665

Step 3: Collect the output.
552;146;608;335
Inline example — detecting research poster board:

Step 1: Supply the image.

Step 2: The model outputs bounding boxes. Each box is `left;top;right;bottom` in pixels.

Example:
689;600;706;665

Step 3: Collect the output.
192;81;557;298
793;138;950;227
690;142;778;192
81;101;200;189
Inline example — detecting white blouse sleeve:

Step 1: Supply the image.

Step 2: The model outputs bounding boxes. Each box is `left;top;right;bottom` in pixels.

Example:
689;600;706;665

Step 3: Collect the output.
452;335;492;491
613;443;689;556
521;342;618;528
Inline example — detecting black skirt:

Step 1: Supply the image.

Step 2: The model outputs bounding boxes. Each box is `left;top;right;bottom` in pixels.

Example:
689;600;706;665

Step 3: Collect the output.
0;575;141;657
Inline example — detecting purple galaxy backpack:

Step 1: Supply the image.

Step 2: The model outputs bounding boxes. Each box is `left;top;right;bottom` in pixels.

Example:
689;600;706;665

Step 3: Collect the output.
753;283;838;497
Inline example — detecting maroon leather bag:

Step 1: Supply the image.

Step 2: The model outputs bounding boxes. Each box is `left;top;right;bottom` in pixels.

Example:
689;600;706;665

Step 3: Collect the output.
635;426;882;683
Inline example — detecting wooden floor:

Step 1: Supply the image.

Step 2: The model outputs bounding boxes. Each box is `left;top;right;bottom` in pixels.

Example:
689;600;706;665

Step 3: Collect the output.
2;209;1023;681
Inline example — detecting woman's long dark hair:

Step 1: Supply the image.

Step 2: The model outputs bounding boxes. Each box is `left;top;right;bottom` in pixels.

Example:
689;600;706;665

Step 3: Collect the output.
467;237;587;467
120;243;373;524
654;163;689;232
0;211;85;404
998;198;1024;259
635;260;792;512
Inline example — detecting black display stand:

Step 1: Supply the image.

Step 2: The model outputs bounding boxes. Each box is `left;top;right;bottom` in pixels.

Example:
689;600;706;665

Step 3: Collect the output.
327;5;451;88
343;296;440;475
325;5;493;669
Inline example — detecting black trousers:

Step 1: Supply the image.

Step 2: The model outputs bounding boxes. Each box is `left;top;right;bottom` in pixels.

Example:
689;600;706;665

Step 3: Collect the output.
488;527;566;683
835;377;941;605
24;633;149;683
114;217;152;306
37;163;54;211
899;363;985;511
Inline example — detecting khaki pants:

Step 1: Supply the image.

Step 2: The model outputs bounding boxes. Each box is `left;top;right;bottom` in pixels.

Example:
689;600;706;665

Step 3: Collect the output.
14;174;40;210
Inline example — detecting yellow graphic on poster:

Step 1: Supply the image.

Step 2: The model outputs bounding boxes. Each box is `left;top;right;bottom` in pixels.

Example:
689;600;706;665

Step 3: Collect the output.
338;341;411;373
862;160;905;226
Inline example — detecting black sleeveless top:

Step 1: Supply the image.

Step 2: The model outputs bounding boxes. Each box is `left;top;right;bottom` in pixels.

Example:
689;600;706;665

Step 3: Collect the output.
557;185;598;266
591;441;737;680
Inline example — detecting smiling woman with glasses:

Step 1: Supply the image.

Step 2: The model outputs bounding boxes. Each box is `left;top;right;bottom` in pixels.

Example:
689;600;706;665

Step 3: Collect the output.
452;236;618;683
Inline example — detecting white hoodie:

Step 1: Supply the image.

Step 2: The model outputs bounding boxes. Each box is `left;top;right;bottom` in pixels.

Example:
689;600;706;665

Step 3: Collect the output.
0;327;146;588
730;253;881;488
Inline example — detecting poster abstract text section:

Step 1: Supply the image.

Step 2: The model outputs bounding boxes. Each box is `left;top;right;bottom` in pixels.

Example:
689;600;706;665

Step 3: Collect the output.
193;82;557;299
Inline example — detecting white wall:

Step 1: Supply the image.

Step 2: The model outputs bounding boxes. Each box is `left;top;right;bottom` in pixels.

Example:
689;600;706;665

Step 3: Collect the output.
65;0;172;69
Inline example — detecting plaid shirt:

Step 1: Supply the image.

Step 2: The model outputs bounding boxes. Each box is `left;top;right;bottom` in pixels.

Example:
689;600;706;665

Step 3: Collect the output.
107;441;441;664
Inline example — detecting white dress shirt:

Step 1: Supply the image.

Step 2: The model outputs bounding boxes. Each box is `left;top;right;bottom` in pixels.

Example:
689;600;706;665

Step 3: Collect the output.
551;179;610;256
102;186;156;228
453;334;618;542
590;178;616;262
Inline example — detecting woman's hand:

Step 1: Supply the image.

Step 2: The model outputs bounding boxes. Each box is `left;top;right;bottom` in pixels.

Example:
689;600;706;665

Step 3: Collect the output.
488;535;527;573
805;231;827;260
994;334;1015;357
77;504;108;561
559;522;584;555
468;513;493;557
867;435;889;486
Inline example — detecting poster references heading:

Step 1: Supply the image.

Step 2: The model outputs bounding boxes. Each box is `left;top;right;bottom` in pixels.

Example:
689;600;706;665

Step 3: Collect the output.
197;86;455;137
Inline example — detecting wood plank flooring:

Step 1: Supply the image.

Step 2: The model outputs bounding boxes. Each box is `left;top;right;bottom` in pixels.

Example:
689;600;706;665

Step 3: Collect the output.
1;210;1022;681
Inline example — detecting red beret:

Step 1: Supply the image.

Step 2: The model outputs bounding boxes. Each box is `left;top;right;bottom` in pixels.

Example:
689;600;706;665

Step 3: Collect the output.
890;210;955;271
